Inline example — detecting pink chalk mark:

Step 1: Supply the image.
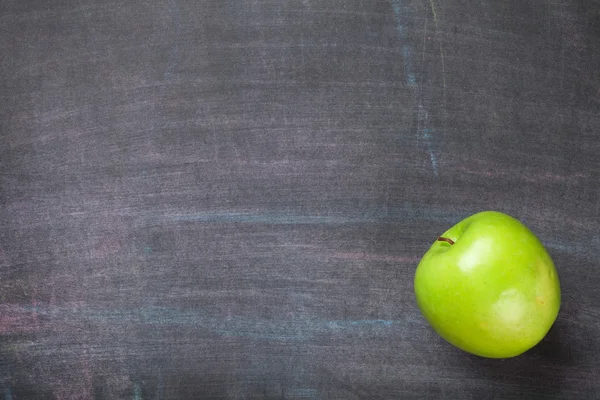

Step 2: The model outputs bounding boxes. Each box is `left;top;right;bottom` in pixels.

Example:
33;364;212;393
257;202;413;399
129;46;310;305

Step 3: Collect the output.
32;287;40;331
0;305;41;334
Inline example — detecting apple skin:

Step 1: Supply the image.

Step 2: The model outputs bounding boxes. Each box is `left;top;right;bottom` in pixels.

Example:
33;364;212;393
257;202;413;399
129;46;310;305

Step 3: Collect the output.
414;211;561;358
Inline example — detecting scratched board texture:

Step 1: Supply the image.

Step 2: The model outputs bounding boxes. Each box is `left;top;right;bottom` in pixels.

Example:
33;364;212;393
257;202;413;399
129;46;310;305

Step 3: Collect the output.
1;0;600;399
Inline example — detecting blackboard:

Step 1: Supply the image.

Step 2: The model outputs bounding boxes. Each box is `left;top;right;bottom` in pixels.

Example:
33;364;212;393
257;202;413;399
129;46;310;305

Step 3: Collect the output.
1;0;599;398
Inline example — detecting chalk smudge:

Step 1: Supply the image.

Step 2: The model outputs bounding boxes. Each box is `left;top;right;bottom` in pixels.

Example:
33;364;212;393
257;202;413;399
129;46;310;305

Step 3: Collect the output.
391;1;417;88
428;0;446;91
392;0;442;177
164;0;182;80
2;304;422;342
157;367;165;400
3;388;12;400
402;45;417;87
150;206;470;226
288;388;319;398
164;212;372;225
422;128;439;177
327;320;398;328
329;252;420;264
453;163;589;184
0;305;41;334
133;383;142;400
544;240;597;260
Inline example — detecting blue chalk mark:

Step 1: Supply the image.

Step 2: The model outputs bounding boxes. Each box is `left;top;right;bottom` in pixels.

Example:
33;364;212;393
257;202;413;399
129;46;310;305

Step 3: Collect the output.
391;1;405;37
402;46;417;86
428;149;439;177
133;383;142;400
515;237;598;262
24;304;428;343
544;240;594;258
422;128;433;140
164;0;182;80
545;241;574;253
4;388;12;400
422;128;439;177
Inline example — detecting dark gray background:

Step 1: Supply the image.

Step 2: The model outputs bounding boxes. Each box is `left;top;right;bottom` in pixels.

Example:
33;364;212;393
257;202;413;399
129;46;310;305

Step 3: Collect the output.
1;0;599;398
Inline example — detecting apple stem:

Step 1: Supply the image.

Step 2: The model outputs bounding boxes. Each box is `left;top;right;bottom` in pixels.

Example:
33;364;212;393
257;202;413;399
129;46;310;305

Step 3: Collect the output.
437;237;455;245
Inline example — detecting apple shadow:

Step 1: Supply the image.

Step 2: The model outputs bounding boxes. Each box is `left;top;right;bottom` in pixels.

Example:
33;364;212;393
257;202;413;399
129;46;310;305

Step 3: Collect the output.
525;318;575;364
467;318;574;399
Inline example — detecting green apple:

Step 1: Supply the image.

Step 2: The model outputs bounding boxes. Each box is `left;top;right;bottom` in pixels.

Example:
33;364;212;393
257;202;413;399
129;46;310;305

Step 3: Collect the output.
414;211;561;358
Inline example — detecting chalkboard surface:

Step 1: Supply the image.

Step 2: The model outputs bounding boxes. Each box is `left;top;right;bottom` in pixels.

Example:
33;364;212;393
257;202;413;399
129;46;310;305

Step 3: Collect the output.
1;0;599;398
